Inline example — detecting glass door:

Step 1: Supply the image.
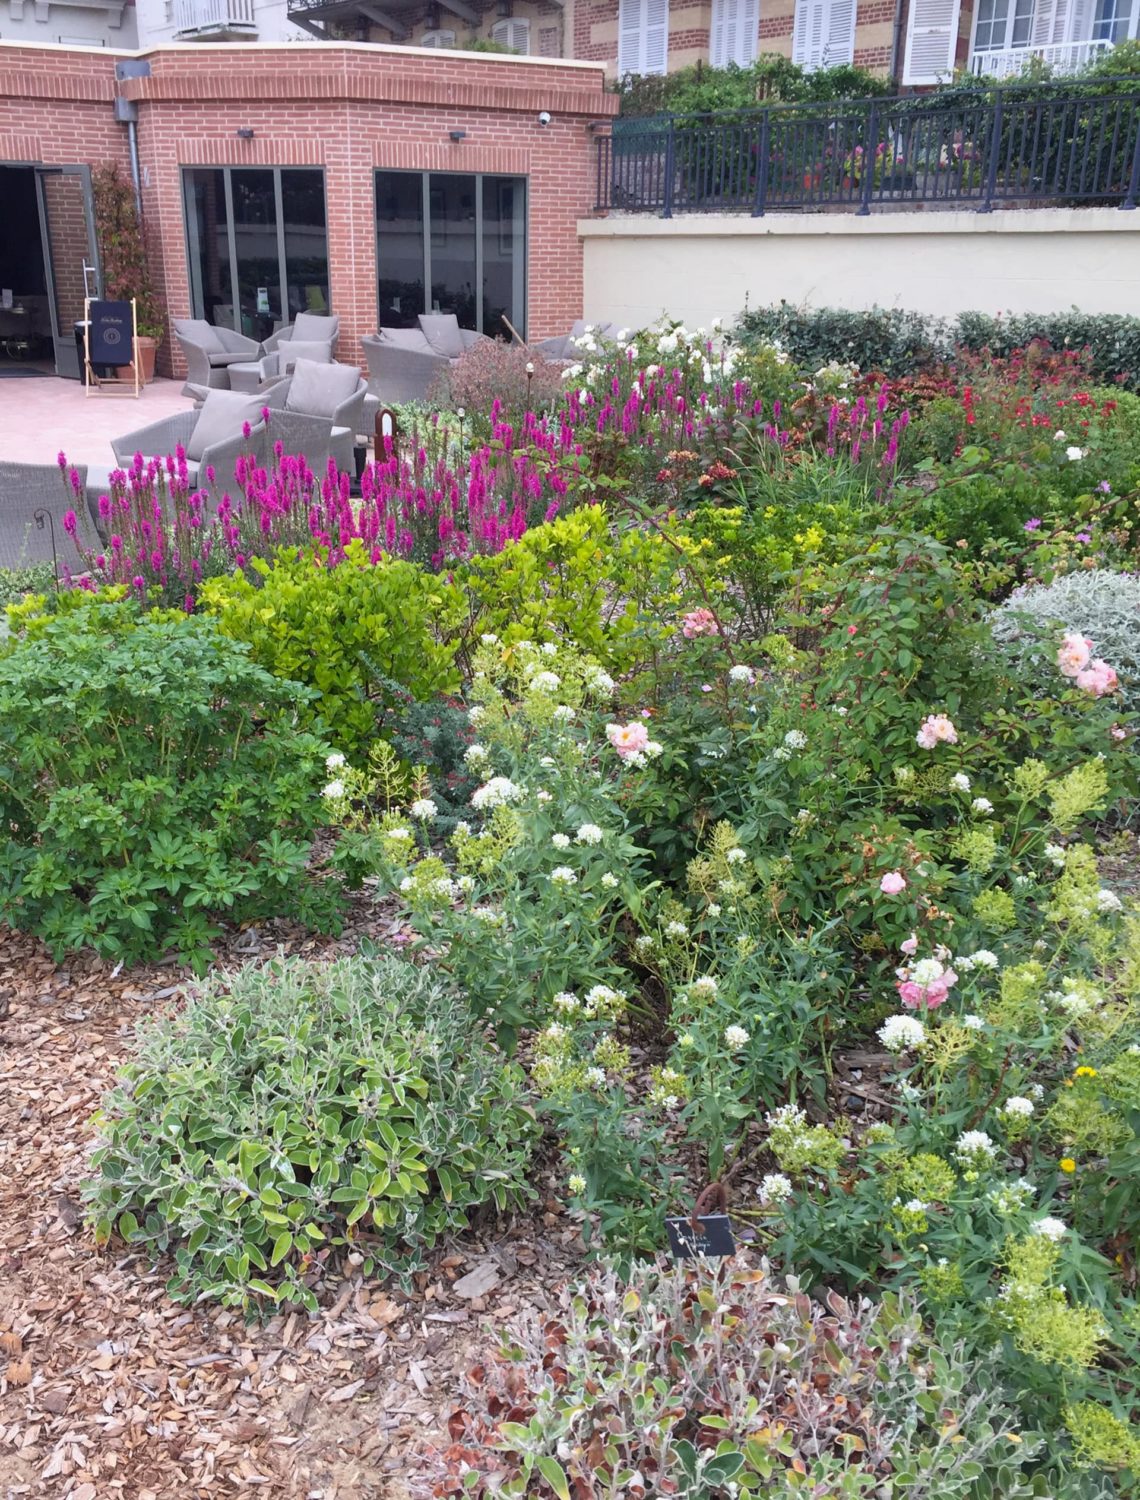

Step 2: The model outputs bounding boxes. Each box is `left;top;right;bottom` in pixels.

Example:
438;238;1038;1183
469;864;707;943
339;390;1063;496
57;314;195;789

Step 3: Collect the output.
35;165;100;380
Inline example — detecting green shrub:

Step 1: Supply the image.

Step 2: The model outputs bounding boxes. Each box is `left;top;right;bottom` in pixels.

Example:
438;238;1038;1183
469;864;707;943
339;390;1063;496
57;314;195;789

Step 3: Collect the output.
200;540;464;756
0;599;335;970
0;562;55;610
617;54;890;116
86;953;537;1311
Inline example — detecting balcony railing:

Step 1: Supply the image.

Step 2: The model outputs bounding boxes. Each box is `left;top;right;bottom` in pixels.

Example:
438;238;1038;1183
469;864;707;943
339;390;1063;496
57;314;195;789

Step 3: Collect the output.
970;38;1116;78
595;83;1140;216
174;0;256;33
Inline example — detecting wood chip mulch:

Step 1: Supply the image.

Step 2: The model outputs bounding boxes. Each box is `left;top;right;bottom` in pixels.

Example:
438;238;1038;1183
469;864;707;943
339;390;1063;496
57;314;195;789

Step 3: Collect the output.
0;916;584;1500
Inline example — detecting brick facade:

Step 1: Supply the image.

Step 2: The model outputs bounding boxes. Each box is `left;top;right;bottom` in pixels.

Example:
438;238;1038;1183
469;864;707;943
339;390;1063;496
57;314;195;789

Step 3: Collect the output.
0;41;617;378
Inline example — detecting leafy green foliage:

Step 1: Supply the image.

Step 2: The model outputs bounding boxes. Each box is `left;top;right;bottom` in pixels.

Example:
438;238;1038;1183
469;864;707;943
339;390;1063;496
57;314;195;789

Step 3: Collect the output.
200;541;464;756
92;161;165;342
86;954;537;1311
617;54;890;116
0;599;336;970
0;563;55;610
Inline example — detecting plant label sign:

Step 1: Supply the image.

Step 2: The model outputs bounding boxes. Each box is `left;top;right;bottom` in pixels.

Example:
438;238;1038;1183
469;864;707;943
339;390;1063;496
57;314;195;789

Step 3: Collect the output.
665;1213;735;1262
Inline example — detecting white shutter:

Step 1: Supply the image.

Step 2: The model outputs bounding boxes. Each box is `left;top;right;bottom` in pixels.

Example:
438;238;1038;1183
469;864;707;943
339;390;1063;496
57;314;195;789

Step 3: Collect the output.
618;0;643;72
420;27;456;45
645;0;669;72
491;16;530;49
1031;0;1063;42
793;0;823;63
712;0;759;64
1064;0;1090;40
825;0;856;62
711;0;729;64
902;0;962;80
740;0;759;62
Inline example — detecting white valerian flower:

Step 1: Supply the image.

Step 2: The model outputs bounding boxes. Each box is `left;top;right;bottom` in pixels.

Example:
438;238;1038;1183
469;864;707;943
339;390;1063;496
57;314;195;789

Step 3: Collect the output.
457;875;475;894
471;776;524;810
1032;1216;1067;1242
784;730;807;750
325;751;346;771
467;705;486;725
386;826;412;841
726;847;747;865
568;1173;587;1194
950;771;971;792
1066;445;1085;462
530;670;561;694
479;632;499;646
463;744;488;767
553;991;579;1014
322;779;346;800
553;705;576;722
576;823;604;845
584;984;625;1016
757;1172;792;1205
586;668;615;696
645;740;663;759
601;872;619;889
454;821;471;837
583;1066;607;1089
634;934;655;952
971;797;994;816
955;1129;998;1164
832;705;849;717
690;976;718;1000
551;833;571;849
536;790;553;804
912;957;947;985
1054;429;1067;441
550;866;578;886
878;1014;926;1053
665;920;689;939
1044;842;1066;868
1002;1096;1035;1118
706;902;722;918
724;1024;749;1051
540;642;558;657
410;798;438;821
539;756;556;768
728;664;755;685
1097;888;1123;913
772;746;792;762
971;949;999;969
962;1014;986;1031
471;906;506;926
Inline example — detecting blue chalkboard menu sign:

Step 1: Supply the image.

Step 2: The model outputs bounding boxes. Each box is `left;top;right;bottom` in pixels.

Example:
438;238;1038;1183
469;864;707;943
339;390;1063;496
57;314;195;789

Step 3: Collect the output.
87;300;134;368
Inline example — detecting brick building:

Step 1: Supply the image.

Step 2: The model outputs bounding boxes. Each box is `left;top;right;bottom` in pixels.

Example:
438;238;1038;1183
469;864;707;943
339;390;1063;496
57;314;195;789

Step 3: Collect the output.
0;40;617;378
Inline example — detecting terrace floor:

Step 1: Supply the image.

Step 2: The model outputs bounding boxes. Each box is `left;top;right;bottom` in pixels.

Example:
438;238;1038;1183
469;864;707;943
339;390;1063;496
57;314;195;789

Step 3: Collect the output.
0;374;191;467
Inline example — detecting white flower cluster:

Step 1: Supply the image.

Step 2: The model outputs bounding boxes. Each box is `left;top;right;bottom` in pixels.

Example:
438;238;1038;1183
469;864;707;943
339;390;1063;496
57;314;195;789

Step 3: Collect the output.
550;866;578;887
950;771;971;791
728;664;755;685
576;823;604;845
955;949;999;972
326;752;346;771
471;776;524;810
464;744;489;767
955;1129;998;1165
551;833;571;850
1032;1215;1067;1241
988;1177;1035;1214
723;1024;750;1052
1001;1095;1035;1118
322;779;345;800
410;798;437;821
665;920;689;939
878;1014;926;1053
1049;975;1103;1019
757;1172;792;1206
689;976;718;1001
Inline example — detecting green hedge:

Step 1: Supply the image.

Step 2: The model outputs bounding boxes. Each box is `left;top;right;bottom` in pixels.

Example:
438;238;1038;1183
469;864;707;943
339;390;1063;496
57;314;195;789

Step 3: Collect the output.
617;56;890;117
736;303;1140;389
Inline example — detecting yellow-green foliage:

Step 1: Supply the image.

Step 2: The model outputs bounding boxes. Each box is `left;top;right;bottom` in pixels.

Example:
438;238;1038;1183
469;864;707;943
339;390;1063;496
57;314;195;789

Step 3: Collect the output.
461;507;686;670
200;541;463;754
1065;1402;1140;1471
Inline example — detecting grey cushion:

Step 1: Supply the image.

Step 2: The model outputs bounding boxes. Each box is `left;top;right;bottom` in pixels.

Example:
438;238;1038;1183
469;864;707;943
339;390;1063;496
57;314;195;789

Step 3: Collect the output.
418;314;465;359
378;328;433;351
178;318;226;351
291;312;337;343
187;389;263;462
280;340;335;373
285;359;361;419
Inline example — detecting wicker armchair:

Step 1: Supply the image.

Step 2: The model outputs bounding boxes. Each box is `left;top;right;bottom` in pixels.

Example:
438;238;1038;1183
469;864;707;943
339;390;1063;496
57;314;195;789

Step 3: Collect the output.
0;461;91;571
262;312;340;359
264;360;369;474
362;314;491;404
173;318;262;397
110;391;269;506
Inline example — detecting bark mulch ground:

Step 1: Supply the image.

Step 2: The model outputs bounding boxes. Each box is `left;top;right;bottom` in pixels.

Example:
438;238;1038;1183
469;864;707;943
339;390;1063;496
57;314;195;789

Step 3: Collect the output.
0;918;582;1500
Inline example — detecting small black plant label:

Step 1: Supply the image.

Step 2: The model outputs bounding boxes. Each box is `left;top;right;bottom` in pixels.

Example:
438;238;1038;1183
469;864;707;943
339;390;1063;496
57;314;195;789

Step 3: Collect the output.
665;1213;735;1261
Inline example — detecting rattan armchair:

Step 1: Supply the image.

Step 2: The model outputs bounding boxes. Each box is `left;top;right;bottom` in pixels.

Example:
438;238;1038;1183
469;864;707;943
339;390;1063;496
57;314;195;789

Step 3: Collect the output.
0;461;91;571
173;318;262;397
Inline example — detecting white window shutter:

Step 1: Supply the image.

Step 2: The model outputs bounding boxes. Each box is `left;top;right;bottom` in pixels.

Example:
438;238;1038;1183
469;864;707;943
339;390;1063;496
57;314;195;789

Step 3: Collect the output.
645;0;669;72
740;0;759;62
1065;0;1090;40
792;0;809;60
420;27;456;46
902;0;961;80
1031;0;1062;42
618;0;643;72
794;0;829;65
825;0;856;61
491;16;530;49
711;0;729;65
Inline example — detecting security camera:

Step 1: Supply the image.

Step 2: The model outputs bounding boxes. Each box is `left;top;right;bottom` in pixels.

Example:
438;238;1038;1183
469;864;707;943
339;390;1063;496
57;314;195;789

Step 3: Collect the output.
537;110;552;126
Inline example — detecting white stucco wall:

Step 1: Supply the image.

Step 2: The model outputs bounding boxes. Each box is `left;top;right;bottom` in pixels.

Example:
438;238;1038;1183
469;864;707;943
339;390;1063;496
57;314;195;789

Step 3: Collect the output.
0;0;138;46
578;209;1140;328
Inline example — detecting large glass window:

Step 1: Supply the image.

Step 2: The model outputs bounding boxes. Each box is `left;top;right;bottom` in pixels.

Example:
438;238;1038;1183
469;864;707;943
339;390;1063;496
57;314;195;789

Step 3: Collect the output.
183;167;329;337
973;0;1035;51
375;170;527;339
1092;0;1131;41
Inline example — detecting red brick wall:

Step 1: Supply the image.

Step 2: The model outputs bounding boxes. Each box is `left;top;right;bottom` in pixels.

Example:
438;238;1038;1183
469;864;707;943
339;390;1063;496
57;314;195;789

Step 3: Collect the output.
0;43;616;377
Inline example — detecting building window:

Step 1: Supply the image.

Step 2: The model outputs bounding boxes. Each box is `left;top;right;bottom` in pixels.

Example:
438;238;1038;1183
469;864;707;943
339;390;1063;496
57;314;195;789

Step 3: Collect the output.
1092;0;1130;40
419;28;457;46
182;166;329;341
791;0;856;69
375;170;527;339
710;0;759;66
490;16;530;51
618;0;668;76
972;0;1034;50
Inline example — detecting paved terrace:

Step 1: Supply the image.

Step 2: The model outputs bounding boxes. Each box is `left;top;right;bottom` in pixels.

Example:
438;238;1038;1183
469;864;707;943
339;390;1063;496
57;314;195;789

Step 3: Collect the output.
0;376;191;467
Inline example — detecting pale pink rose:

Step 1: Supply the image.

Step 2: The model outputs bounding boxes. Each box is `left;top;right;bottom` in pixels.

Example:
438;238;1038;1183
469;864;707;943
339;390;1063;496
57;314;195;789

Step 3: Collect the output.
916;713;957;750
1111;725;1127;741
606;721;651;758
897;981;925;1009
1075;659;1118;697
920;982;951;1010
1057;632;1092;679
880;870;907;895
900;933;919;956
681;608;719;639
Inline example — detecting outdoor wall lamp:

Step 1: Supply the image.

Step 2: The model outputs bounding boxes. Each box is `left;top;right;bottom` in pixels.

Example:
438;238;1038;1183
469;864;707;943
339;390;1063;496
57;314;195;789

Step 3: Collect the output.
236;128;255;139
449;129;467;142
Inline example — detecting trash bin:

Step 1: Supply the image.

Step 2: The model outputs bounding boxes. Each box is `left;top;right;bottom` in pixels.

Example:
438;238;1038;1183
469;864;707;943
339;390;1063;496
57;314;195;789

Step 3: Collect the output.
74;321;119;380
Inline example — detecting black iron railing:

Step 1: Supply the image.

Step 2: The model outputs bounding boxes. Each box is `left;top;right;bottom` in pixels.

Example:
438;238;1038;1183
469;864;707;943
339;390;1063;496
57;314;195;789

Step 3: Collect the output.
595;84;1140;215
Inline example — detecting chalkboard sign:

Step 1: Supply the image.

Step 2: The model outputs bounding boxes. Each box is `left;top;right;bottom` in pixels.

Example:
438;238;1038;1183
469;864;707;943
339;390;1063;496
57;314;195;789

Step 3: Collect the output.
87;300;134;368
665;1213;736;1262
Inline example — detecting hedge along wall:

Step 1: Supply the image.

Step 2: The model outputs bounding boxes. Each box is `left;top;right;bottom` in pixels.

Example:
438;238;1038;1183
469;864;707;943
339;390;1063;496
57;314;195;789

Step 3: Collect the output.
578;209;1140;341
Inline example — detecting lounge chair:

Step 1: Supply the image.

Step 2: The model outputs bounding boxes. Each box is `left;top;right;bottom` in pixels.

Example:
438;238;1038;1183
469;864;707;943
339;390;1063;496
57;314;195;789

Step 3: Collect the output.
262;312;339;359
107;389;269;504
263;358;372;475
0;461;92;571
362;314;491;404
173;318;262;397
228;340;336;395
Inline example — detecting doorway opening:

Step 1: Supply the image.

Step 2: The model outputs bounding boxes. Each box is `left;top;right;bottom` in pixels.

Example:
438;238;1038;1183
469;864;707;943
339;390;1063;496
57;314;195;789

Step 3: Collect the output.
0;162;100;379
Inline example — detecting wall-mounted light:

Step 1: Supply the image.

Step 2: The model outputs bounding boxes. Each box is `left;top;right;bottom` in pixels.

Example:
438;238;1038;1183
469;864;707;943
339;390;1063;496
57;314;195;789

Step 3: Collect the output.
449;129;467;142
236;127;255;139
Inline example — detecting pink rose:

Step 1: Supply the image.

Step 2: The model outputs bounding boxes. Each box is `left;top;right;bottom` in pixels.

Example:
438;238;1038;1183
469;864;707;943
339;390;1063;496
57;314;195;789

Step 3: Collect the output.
681;608;719;639
1057;632;1092;679
1075;659;1118;697
897;981;925;1009
916;713;958;750
606;721;650;758
900;933;919;956
880;871;907;895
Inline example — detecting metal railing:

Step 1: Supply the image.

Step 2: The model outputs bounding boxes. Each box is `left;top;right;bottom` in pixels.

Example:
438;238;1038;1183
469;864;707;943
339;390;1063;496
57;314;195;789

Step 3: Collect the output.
174;0;256;32
595;83;1140;216
969;38;1115;78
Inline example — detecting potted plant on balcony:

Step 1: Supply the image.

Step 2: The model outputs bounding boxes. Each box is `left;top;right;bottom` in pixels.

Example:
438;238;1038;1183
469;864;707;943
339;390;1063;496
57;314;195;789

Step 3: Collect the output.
92;162;166;382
